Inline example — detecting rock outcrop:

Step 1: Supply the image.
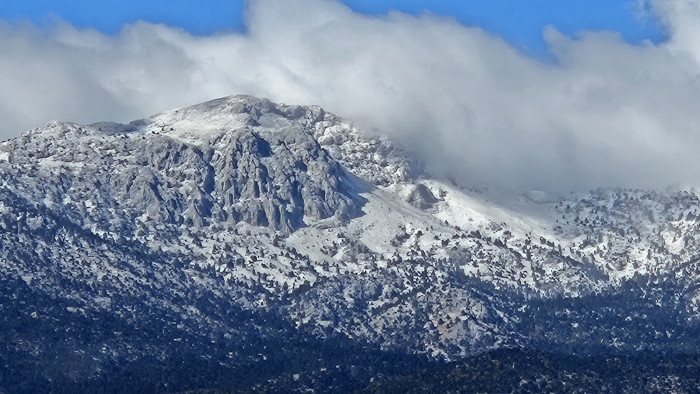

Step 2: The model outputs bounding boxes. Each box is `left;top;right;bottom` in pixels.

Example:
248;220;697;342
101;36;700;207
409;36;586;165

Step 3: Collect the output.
3;96;371;233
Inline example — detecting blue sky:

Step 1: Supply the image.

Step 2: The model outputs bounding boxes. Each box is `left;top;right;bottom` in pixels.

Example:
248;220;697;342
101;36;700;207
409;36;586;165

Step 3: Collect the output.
0;0;665;57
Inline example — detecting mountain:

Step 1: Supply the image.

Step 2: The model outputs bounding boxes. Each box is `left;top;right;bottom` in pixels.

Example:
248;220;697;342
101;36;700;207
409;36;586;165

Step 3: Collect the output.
1;95;700;392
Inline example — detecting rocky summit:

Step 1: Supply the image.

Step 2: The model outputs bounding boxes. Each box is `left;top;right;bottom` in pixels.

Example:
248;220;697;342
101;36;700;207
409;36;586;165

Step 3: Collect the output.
1;95;700;392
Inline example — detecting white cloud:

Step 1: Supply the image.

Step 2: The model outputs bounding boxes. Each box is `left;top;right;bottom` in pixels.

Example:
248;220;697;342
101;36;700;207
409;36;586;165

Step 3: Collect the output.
1;0;699;191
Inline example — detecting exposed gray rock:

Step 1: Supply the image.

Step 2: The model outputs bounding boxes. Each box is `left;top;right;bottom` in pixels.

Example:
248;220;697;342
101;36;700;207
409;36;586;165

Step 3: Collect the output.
3;96;369;233
406;183;439;210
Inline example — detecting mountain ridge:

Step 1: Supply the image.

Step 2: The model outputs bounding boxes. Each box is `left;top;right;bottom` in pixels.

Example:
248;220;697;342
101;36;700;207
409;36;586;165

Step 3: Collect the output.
2;95;700;391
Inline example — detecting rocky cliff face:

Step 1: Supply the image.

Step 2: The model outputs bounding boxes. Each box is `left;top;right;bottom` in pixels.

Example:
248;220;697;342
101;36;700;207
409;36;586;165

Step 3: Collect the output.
2;96;377;235
2;95;700;392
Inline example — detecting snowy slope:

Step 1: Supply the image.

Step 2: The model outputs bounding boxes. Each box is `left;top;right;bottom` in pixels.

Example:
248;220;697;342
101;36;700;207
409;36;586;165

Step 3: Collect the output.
1;95;700;372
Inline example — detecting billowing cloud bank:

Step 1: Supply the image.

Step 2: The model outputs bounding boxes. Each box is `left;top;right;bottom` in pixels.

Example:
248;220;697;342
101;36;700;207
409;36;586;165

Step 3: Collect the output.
1;0;699;191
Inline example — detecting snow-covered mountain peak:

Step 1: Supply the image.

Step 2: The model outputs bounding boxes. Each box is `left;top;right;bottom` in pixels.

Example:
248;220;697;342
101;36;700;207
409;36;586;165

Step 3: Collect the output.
132;95;306;145
134;95;419;186
3;94;700;379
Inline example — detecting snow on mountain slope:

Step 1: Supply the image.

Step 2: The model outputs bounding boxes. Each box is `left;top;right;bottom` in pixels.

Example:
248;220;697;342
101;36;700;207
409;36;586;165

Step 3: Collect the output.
1;95;700;369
